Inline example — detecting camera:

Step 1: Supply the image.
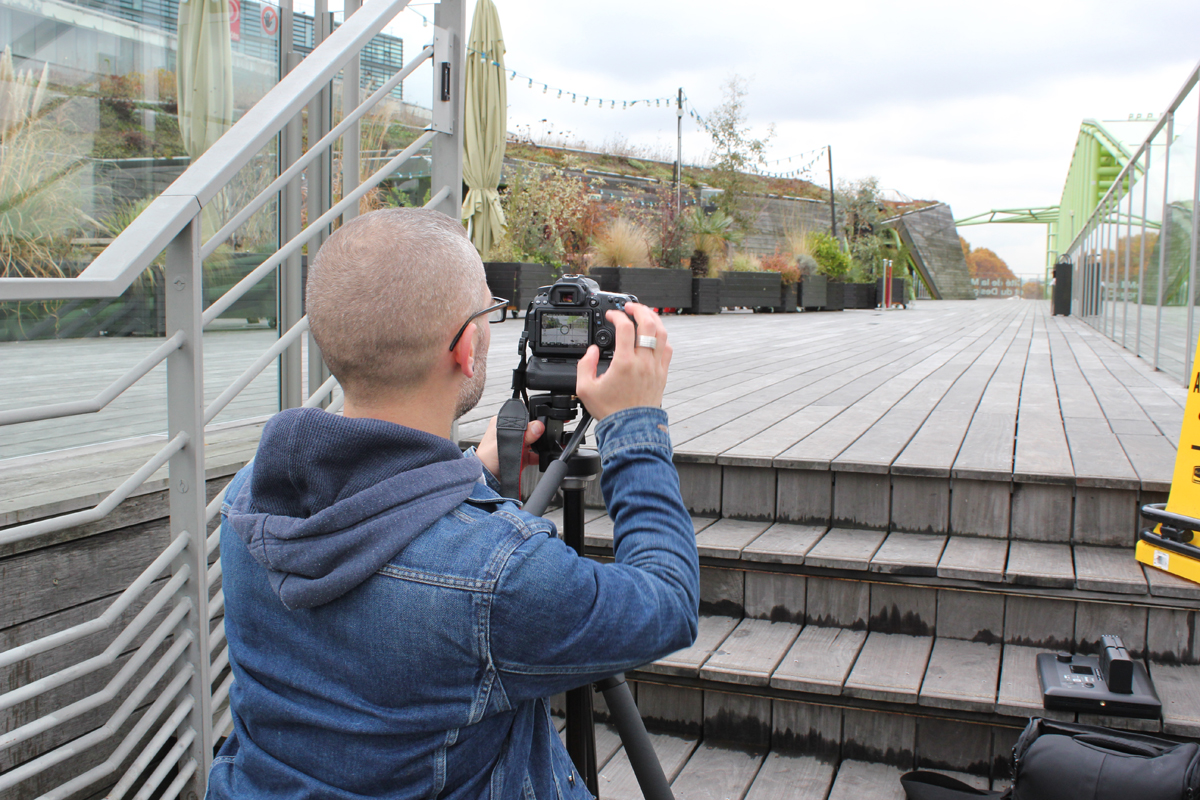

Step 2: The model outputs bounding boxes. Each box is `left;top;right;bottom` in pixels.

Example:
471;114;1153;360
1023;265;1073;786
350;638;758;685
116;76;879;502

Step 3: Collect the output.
522;275;636;394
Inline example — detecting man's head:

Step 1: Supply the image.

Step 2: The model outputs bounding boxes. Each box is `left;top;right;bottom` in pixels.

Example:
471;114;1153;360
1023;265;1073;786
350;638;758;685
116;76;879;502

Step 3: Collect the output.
306;208;489;416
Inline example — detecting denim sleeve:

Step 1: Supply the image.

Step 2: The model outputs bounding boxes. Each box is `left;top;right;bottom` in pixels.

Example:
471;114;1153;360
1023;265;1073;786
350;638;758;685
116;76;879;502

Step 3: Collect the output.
488;407;699;703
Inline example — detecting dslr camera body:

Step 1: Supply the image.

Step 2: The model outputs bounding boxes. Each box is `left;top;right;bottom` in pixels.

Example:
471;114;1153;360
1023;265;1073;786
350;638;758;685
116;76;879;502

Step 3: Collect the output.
522;275;636;394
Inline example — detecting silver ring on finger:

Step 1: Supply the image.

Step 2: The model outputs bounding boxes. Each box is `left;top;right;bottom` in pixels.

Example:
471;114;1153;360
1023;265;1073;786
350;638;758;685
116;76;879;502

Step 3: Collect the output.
636;335;658;350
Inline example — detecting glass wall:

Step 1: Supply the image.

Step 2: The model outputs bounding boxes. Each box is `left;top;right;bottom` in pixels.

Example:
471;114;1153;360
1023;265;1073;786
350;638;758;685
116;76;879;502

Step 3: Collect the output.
1070;67;1200;384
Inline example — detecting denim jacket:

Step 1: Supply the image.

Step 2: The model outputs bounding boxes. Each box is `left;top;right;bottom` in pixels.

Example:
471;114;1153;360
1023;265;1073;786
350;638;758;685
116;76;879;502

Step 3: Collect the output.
206;406;699;799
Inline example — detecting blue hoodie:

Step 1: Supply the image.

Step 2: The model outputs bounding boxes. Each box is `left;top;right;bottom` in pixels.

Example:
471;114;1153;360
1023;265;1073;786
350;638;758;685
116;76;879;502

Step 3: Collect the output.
208;406;699;800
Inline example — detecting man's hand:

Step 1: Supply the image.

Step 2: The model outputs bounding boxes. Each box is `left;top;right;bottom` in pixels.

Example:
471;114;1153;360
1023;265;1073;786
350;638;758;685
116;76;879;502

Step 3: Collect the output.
576;302;672;421
476;415;545;477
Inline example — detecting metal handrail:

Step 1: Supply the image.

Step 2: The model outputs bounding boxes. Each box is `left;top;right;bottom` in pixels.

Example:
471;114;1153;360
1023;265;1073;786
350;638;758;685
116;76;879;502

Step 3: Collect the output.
109;700;196;800
0;600;190;750
202;129;437;325
0;0;417;303
1;0;464;793
0;332;184;427
205;317;310;424
0;432;188;546
6;439;188;526
0;532;188;669
0;567;190;711
129;728;198;800
1064;60;1200;256
201;44;435;261
32;666;196;800
0;629;193;789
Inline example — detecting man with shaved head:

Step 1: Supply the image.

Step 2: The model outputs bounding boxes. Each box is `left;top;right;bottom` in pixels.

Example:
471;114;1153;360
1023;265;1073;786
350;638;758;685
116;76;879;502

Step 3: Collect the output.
208;208;699;799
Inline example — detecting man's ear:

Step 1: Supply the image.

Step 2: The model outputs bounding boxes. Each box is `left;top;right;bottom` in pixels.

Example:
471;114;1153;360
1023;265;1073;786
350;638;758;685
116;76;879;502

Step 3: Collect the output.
451;322;477;378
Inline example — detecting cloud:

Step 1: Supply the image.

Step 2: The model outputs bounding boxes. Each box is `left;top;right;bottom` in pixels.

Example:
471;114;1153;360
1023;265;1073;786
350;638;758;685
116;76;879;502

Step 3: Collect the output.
374;0;1200;271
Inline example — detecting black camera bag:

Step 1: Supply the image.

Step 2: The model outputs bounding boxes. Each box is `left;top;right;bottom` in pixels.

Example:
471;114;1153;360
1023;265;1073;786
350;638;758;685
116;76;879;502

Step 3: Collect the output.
900;718;1200;800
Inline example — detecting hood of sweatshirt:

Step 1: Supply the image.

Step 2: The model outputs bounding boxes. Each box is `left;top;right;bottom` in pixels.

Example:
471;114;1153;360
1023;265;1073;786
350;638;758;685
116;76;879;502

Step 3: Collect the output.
225;407;483;609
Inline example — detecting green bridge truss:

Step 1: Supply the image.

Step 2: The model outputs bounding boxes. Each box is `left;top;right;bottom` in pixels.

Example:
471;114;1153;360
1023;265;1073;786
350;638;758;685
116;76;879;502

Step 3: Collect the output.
955;119;1148;287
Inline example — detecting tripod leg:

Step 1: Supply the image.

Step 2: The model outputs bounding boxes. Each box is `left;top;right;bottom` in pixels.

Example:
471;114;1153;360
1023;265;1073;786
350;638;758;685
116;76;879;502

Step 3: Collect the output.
596;675;675;800
565;686;598;795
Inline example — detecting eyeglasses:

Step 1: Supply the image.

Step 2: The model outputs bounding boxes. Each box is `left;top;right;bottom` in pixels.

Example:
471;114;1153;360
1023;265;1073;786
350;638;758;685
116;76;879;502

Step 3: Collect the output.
449;296;508;351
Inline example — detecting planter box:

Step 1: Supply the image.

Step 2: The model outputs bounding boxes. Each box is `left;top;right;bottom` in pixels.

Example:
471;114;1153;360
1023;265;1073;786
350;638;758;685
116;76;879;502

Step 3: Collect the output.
589;267;692;310
825;280;845;311
844;282;877;309
719;271;781;308
773;282;798;313
800;275;827;310
690;277;721;314
485;262;557;316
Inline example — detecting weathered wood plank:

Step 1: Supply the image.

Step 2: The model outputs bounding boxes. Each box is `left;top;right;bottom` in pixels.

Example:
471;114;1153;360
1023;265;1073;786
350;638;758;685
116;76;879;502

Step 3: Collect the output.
700;618;802;686
995;644;1074;721
741;523;827;565
1005;541;1075;588
1144;563;1200;601
743;752;836;800
936;536;1008;582
1151;662;1200;737
744;571;806;624
668;743;766;800
827;760;906;800
1073;546;1148;594
918;638;1001;713
771;626;867;695
870;532;947;576
804;528;888;571
843;633;933;704
596;731;699;800
935;589;1004;643
694;517;773;559
645;615;739;678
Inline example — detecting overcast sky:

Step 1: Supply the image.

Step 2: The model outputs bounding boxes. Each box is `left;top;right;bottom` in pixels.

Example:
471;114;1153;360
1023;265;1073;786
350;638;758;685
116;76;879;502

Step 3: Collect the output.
350;0;1200;276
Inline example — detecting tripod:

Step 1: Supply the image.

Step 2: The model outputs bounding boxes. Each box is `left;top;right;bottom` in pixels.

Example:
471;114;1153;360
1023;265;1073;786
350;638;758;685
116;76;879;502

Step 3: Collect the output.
515;398;676;800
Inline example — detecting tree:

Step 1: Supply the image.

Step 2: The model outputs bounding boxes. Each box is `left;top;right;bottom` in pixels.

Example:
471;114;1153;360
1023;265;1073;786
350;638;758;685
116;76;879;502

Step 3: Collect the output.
700;76;774;231
960;237;1017;283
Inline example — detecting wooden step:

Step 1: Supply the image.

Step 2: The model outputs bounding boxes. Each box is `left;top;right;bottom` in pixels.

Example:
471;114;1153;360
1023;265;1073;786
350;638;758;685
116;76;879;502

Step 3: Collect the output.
626;613;1200;747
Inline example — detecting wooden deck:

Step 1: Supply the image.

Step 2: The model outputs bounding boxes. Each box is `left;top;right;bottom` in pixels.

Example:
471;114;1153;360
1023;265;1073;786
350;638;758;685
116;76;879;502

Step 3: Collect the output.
1;299;1184;541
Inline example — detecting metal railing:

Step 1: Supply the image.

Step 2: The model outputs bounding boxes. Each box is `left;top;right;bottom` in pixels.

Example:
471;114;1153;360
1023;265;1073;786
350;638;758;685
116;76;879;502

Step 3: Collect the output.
0;0;465;795
1065;60;1200;383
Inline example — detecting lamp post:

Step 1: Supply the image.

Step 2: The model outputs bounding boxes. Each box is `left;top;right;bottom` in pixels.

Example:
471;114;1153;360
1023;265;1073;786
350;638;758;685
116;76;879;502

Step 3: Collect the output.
882;258;893;308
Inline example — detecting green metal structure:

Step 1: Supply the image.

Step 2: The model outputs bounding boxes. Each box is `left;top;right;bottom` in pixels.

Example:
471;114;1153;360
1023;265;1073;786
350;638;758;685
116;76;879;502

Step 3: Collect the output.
955;119;1147;292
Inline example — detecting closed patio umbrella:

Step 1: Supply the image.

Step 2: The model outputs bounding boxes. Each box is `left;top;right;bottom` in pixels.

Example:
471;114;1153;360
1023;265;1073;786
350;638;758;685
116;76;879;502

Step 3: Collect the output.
462;0;506;258
176;0;234;159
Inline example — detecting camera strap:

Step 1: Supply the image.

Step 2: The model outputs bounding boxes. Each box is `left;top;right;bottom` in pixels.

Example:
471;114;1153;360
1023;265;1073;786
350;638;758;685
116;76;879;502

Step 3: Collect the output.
496;396;528;501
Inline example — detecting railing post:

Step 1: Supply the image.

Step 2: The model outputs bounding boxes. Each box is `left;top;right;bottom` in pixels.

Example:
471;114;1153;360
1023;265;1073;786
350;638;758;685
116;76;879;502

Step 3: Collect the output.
305;4;336;405
1154;111;1173;373
430;0;465;221
165;214;214;797
280;37;306;409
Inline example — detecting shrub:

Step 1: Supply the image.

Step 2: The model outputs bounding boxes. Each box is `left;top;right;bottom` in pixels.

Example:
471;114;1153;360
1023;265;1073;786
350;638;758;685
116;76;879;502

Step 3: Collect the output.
807;231;850;280
497;163;598;269
759;249;799;284
592;217;652;268
727;253;761;272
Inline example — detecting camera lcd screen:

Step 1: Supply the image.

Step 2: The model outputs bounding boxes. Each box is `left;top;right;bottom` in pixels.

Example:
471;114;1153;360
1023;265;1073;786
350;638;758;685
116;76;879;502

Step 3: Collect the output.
538;312;590;347
1070;665;1095;675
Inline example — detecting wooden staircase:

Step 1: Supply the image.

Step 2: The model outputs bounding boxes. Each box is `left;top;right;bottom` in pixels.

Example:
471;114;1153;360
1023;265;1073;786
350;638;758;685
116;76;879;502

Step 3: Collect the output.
542;496;1200;798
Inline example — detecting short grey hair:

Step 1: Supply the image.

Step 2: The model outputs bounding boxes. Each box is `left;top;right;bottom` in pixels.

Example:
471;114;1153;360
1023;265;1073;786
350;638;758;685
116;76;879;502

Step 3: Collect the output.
306;208;486;400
